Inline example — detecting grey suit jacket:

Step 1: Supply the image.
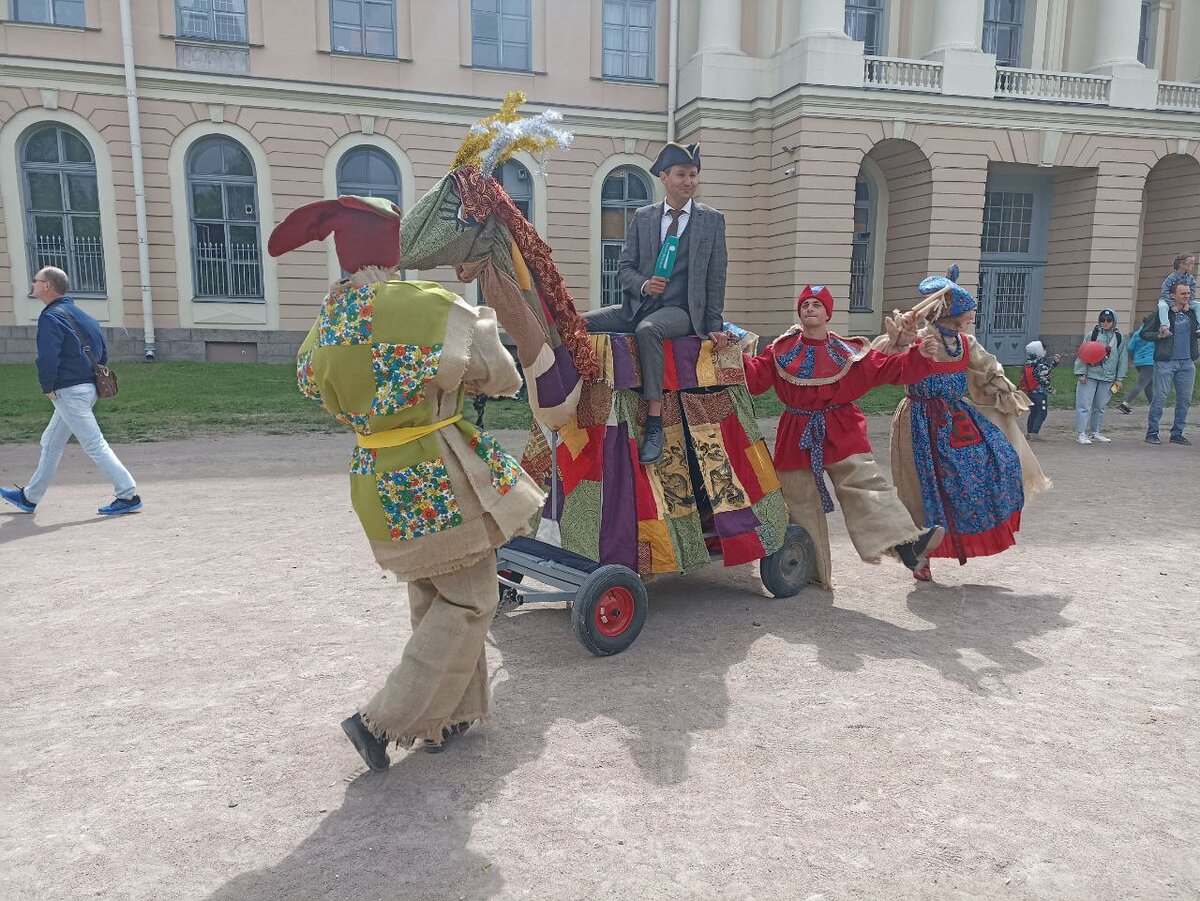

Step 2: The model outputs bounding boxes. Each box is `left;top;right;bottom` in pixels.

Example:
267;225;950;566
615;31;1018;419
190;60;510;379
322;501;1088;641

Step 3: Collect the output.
615;200;728;336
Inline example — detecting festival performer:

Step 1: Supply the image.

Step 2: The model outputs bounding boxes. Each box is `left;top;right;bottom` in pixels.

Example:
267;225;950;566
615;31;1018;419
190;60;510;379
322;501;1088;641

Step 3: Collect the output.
268;196;544;770
583;142;730;464
742;284;957;589
874;269;1051;581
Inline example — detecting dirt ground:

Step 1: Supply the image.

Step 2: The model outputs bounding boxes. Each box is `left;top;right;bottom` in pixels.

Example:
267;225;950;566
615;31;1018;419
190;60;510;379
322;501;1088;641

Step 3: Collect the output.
1;410;1197;901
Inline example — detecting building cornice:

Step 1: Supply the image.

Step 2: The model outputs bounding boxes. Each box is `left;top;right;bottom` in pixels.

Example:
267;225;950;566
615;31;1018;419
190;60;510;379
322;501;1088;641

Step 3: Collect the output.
1;54;1195;144
676;82;1199;141
0;55;668;139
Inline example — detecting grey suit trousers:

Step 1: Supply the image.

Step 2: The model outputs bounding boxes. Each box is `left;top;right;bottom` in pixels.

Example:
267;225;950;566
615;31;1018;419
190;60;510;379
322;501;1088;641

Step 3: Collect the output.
583;304;694;401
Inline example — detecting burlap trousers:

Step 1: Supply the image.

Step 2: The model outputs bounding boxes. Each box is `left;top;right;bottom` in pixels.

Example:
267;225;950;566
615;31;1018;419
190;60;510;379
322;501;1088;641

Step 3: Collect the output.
778;453;923;589
360;552;497;746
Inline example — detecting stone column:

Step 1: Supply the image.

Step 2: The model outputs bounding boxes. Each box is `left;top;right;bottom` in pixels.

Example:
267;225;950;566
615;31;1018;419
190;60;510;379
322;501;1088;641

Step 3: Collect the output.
1091;0;1143;68
778;0;862;88
929;0;984;51
697;0;743;54
1088;0;1158;108
924;0;993;97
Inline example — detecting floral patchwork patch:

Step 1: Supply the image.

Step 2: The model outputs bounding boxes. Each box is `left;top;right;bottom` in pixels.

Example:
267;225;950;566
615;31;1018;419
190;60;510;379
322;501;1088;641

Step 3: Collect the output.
371;343;442;416
350;447;377;476
469;431;522;496
319;284;375;346
377;459;463;541
334;411;372;434
296;350;322;405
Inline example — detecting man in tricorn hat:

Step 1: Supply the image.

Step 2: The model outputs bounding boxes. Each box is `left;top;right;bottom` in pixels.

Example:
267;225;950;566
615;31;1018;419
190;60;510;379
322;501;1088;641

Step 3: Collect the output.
269;196;544;770
583;141;730;464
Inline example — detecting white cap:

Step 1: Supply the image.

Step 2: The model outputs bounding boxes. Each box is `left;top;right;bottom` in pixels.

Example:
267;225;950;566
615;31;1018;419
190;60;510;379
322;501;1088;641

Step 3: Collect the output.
1026;340;1045;358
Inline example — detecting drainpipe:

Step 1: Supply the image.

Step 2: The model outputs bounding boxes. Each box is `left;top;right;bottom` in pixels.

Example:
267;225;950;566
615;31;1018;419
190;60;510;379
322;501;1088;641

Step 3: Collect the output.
118;0;156;360
666;0;679;141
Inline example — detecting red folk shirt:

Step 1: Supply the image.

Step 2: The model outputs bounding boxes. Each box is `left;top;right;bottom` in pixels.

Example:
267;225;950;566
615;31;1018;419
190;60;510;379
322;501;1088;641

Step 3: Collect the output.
743;331;965;471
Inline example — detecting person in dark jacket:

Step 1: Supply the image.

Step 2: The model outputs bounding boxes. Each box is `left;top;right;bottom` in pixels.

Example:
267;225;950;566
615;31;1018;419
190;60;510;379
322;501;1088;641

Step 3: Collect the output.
1;267;142;515
1146;281;1199;446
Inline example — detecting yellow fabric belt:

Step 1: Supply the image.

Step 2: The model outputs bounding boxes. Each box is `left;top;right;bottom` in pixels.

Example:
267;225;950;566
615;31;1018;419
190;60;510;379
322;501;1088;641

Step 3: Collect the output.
355;414;463;449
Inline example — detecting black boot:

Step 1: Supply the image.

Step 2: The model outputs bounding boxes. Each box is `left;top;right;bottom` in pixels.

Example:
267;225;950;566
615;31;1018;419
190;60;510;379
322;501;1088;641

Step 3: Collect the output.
639;417;664;464
895;526;945;571
422;721;472;754
341;713;391;771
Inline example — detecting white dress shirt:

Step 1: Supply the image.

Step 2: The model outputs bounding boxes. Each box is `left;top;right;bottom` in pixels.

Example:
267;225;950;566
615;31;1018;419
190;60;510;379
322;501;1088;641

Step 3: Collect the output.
660;199;693;241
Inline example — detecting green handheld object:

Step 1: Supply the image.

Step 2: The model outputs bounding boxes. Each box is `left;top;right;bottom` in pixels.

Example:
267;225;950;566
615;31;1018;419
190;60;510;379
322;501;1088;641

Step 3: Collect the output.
654;235;679;279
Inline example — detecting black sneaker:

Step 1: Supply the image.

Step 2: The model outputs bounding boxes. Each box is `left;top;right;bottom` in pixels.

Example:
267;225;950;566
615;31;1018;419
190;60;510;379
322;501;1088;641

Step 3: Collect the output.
1146;434;1162;445
1118;402;1132;414
422;721;472;754
341;713;390;771
895;526;945;570
1169;435;1192;446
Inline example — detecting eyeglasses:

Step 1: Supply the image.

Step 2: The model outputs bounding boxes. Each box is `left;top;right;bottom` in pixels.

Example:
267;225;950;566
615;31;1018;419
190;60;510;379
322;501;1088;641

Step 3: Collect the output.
32;278;47;283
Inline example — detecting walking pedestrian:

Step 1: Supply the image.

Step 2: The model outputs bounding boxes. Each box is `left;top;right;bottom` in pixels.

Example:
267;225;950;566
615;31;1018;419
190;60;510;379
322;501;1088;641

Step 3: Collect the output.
1;267;141;516
1117;323;1156;414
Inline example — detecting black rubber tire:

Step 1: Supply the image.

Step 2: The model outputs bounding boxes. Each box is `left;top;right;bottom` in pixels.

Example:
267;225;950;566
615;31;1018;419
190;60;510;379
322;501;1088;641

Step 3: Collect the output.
759;524;817;598
570;565;648;656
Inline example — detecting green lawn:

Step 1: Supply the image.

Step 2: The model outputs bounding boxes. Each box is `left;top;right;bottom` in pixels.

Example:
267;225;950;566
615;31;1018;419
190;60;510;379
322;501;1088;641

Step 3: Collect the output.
1;360;1195;445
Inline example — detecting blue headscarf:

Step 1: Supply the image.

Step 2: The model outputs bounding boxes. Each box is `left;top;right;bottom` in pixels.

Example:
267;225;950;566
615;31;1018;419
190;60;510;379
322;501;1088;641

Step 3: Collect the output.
919;264;977;317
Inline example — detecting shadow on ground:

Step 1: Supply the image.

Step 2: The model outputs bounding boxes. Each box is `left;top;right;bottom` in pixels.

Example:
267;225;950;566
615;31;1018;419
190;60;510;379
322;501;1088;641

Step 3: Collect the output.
207;574;1072;901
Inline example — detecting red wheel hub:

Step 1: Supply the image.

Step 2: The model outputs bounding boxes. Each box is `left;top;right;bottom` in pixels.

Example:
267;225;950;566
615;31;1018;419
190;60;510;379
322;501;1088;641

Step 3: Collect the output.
593;587;635;637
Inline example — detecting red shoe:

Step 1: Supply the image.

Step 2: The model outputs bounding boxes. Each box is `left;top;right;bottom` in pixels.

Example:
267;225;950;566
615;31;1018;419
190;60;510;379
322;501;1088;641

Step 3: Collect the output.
912;560;932;582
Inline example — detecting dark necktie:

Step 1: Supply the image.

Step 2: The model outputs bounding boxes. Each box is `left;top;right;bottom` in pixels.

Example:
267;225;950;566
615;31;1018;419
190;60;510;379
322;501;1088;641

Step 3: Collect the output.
665;207;683;240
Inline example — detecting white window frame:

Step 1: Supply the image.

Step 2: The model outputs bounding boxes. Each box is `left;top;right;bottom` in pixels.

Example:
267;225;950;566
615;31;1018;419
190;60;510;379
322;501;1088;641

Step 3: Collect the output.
602;0;655;82
176;0;249;44
471;0;532;72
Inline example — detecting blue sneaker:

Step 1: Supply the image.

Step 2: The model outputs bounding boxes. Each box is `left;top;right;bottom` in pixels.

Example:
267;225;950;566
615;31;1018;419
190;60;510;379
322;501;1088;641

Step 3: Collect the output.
98;495;142;516
1;486;36;513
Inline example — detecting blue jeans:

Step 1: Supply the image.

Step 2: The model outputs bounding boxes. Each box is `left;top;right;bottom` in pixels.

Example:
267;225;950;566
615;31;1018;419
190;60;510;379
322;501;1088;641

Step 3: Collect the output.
1147;359;1196;438
1027;389;1049;434
1075;377;1113;435
24;383;137;504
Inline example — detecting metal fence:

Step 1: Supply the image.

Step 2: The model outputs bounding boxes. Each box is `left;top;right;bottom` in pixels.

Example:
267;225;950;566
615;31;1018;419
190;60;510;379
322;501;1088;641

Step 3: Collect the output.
979;263;1034;334
30;234;106;295
195;241;263;299
601;241;623;306
849;255;871;311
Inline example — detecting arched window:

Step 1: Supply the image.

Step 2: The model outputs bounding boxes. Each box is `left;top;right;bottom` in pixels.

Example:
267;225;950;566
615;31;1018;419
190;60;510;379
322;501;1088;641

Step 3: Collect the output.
493;160;532;221
600;166;651;306
20;124;106;295
187;136;263;300
336;146;402;207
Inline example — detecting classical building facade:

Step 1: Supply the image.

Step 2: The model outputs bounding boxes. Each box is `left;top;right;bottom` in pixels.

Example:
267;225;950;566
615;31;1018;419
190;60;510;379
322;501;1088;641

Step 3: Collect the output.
1;0;1197;364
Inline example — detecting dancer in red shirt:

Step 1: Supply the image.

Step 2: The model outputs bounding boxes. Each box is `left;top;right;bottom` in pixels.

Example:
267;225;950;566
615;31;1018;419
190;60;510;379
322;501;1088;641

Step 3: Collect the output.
743;285;963;587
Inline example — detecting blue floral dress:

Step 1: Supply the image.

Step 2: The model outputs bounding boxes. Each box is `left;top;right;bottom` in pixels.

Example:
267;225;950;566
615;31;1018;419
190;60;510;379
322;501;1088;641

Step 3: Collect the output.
903;339;1024;562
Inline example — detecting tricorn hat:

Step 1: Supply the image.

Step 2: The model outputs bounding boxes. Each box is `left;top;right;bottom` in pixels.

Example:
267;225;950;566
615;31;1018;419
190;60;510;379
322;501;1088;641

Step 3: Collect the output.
650;142;701;176
267;195;400;273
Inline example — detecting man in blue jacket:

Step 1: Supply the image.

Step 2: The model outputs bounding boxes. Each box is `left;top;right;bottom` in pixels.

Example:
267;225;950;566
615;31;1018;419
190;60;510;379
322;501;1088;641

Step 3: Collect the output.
1;267;141;516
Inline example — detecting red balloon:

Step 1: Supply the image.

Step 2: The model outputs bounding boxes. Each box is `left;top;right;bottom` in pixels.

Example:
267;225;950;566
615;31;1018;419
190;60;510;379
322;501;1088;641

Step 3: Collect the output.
1077;340;1108;365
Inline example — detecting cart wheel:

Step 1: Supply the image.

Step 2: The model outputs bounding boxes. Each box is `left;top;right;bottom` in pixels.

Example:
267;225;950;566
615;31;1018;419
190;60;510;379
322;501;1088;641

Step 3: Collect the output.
759;524;816;598
497;569;524;603
570;565;647;657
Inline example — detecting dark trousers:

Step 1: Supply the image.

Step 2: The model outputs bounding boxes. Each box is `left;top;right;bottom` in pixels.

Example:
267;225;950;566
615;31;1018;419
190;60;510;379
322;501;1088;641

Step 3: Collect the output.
1027;389;1049;435
583;303;694;401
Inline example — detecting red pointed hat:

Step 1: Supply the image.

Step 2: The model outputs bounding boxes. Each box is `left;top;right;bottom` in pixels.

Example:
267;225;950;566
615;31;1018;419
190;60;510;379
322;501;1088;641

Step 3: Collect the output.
267;196;400;273
797;284;835;320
